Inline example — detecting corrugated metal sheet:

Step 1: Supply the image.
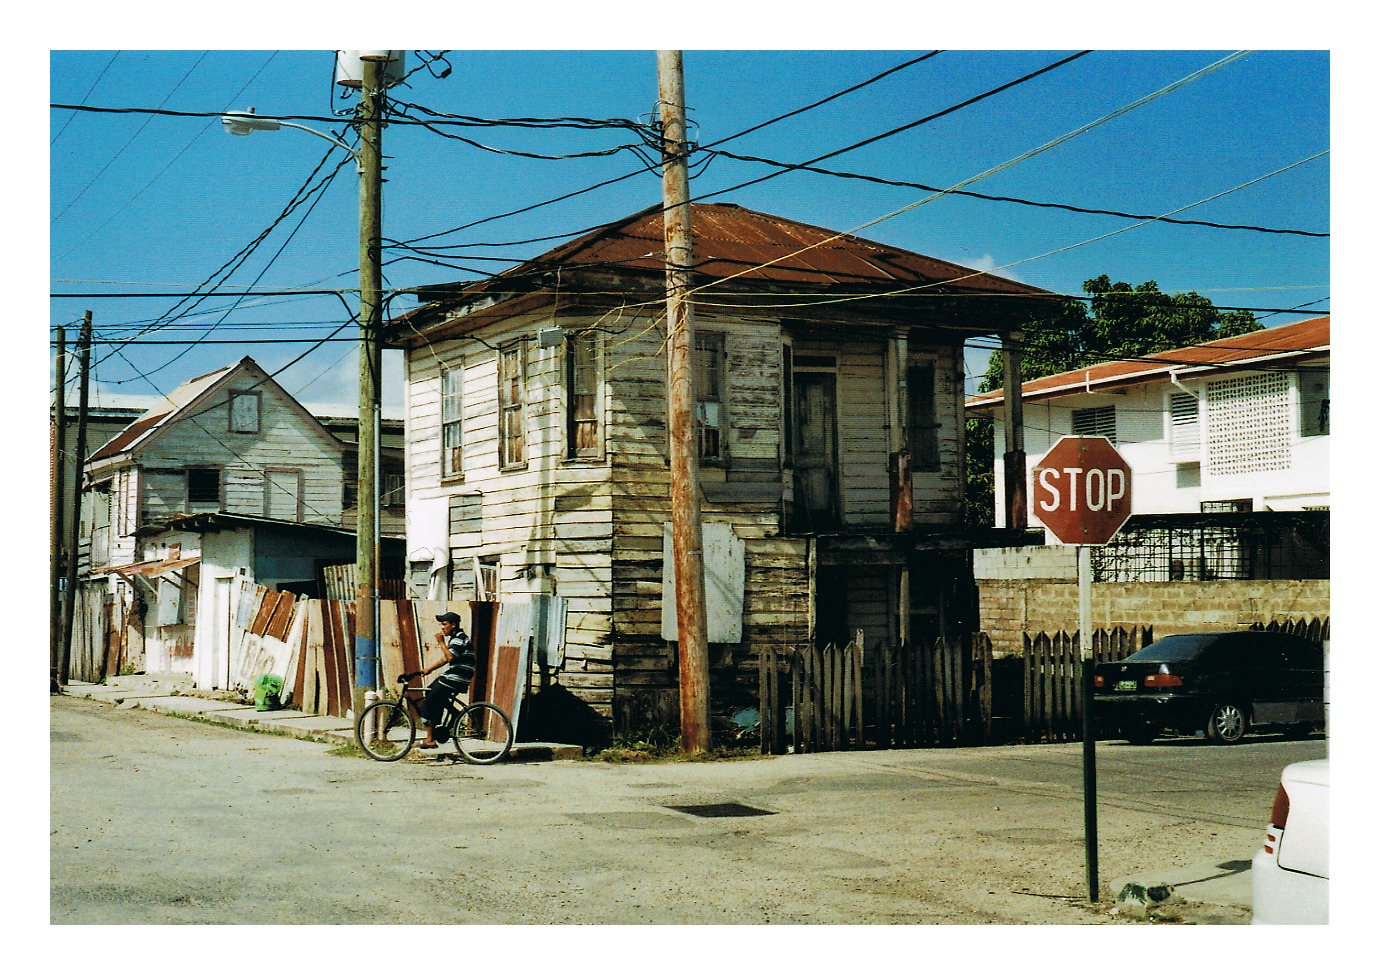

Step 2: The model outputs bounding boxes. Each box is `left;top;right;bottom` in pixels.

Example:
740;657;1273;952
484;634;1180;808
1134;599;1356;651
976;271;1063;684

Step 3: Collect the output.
396;202;1054;328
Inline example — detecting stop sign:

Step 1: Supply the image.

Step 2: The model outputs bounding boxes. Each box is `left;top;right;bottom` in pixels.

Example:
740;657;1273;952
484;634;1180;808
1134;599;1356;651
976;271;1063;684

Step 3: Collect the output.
1031;436;1132;545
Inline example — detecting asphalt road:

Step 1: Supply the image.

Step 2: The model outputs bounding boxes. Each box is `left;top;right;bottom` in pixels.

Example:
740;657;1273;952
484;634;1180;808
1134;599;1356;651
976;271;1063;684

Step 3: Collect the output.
49;694;1327;926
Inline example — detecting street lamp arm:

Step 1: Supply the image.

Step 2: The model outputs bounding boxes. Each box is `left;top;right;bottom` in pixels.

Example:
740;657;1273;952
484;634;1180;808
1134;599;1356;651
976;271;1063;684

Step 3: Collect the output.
221;109;360;161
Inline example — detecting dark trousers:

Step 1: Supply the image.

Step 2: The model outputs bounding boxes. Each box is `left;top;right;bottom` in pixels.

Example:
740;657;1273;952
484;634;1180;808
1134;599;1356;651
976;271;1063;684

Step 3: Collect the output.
422;673;469;726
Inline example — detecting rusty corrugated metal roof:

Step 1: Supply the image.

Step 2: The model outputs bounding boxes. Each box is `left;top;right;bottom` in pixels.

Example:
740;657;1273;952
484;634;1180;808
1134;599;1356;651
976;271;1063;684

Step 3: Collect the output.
968;316;1330;409
400;202;1054;325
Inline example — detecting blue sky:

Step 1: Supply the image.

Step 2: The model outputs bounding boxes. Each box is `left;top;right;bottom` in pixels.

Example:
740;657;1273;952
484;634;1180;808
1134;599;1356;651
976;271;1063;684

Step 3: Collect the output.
48;44;1329;420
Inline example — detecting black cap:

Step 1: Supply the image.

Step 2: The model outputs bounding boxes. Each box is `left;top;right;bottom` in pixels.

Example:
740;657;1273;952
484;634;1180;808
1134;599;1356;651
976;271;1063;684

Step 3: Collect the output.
435;612;463;625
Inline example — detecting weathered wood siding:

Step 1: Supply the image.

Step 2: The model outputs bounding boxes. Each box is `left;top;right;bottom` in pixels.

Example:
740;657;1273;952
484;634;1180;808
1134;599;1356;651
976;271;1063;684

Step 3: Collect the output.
137;372;344;527
406;310;618;720
404;300;971;733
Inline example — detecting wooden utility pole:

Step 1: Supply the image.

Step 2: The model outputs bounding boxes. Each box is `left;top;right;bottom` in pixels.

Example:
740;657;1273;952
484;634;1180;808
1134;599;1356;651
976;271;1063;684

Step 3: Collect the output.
354;55;385;713
51;324;67;685
59;312;92;686
657;50;711;753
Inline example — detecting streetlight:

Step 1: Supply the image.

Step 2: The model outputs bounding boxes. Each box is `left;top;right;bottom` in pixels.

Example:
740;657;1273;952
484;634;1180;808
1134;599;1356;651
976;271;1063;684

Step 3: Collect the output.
222;52;402;719
220;108;362;167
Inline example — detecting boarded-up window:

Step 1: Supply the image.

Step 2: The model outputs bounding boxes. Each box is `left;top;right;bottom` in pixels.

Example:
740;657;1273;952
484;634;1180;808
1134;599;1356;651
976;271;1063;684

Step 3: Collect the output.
265;468;302;521
498;345;525;468
907;362;940;471
449;493;481;534
442;363;464;479
566;333;600;457
694;333;725;462
229;391;261;433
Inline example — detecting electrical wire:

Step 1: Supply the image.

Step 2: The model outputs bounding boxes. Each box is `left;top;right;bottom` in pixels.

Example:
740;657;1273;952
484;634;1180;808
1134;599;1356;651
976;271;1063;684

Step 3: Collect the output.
51;54;209;225
51;52;119;147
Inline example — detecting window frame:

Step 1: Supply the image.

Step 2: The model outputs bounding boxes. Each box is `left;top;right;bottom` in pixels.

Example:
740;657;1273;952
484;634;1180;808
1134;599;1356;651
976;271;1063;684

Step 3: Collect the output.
186;466;222;507
498;343;527;469
1298;367;1329;438
694;331;726;464
228;390;261;434
907;360;941;472
565;332;601;460
441;359;465;481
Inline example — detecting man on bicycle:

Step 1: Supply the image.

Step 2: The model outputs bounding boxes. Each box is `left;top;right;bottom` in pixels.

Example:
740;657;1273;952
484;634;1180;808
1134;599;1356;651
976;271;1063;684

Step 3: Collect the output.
418;611;476;749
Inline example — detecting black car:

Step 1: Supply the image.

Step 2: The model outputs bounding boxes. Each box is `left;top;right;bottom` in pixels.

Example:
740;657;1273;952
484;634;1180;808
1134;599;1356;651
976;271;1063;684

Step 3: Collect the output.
1093;631;1325;744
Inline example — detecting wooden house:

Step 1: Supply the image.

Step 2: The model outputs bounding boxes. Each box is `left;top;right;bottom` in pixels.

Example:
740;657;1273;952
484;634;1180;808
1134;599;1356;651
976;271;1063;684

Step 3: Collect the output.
389;203;1055;735
74;357;352;681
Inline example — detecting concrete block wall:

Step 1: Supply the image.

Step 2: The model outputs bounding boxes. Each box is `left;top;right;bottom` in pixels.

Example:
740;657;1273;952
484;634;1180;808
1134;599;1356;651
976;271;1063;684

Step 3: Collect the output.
975;548;1329;656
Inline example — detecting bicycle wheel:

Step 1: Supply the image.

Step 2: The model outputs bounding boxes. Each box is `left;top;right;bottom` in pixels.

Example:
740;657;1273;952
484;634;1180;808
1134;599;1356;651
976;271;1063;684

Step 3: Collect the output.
451;702;514;765
356;700;416;761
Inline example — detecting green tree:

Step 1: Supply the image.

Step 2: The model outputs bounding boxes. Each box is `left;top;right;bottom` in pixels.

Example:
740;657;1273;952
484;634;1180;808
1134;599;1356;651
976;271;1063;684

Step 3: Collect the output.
966;277;1260;527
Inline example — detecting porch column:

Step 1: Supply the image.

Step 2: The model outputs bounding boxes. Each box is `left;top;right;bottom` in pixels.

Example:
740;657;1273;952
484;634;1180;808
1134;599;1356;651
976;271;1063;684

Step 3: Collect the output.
1001;330;1027;530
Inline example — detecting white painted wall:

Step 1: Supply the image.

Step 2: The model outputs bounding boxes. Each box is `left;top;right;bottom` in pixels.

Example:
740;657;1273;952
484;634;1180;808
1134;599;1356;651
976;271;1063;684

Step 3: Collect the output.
989;367;1330;536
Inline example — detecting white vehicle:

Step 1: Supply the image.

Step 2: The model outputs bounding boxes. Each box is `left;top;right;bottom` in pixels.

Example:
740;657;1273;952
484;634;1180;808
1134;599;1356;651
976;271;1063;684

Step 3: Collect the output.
1251;759;1329;923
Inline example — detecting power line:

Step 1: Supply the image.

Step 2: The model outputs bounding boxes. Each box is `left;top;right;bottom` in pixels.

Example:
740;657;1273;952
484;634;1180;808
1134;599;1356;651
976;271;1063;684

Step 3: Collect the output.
704;148;1328;238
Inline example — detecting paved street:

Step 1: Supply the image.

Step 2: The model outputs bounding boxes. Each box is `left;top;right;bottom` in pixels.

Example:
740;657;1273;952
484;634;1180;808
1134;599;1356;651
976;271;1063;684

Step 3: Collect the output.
50;693;1326;925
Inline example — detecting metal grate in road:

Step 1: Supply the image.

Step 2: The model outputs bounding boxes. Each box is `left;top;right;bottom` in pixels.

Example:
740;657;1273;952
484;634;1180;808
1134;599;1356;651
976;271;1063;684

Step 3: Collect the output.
666;802;775;818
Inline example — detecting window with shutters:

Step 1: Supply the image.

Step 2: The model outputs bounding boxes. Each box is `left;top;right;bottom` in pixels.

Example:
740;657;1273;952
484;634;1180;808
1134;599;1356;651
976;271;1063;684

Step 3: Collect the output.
566;333;600;458
498;344;526;468
1072;405;1116;442
694;333;725;463
441;362;464;480
1168;391;1201;463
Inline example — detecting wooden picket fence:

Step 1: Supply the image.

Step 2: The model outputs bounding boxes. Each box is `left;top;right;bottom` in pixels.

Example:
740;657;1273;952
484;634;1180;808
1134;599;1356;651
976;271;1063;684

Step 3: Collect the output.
1249;617;1330;645
758;633;995;754
1022;626;1151;743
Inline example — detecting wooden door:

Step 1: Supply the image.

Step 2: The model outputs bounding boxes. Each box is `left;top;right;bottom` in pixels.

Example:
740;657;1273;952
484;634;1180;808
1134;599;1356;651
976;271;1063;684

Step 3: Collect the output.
793;371;839;529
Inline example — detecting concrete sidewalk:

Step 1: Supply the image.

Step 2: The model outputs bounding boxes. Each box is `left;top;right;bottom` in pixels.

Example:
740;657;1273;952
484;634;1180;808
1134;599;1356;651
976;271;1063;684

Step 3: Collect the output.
60;677;582;761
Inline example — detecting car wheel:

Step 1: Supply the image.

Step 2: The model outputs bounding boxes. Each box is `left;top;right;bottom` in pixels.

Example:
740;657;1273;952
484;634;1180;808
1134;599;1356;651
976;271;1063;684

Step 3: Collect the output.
1205;703;1248;744
1124;725;1158;745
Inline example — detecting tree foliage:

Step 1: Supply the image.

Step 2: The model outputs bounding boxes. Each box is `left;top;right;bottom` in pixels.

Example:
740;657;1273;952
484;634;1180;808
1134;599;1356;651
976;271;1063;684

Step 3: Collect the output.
965;277;1261;527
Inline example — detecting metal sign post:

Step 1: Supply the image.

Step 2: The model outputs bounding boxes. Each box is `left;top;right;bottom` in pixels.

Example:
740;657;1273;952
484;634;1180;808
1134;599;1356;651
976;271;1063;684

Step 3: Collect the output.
1031;436;1132;904
1079;543;1097;902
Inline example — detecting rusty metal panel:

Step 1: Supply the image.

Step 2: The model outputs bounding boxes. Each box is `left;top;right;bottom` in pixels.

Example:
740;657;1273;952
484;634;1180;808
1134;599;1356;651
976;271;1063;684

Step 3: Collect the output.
487;600;533;738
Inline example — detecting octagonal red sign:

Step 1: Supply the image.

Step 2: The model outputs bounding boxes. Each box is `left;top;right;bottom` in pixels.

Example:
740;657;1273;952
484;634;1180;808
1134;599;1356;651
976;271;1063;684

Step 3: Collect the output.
1031;436;1133;545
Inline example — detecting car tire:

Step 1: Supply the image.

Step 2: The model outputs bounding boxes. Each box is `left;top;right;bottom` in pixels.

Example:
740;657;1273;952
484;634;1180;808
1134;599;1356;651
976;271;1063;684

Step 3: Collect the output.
1205;702;1248;744
1124;725;1158;745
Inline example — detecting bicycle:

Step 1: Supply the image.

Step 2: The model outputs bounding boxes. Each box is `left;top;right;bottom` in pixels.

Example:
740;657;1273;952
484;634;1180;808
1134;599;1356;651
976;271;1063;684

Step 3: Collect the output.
355;673;514;765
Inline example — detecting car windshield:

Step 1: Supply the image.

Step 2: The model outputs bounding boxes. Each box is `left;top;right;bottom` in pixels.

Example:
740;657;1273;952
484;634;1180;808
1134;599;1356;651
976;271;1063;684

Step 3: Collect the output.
1118;634;1221;663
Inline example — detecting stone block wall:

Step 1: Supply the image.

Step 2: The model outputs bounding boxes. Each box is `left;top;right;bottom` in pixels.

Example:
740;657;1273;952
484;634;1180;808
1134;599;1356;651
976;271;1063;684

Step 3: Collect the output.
975;547;1330;657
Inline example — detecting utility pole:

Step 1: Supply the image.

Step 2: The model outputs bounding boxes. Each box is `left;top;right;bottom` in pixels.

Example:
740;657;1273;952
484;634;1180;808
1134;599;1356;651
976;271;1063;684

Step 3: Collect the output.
1001;330;1027;530
51;324;67;685
657;50;711;753
354;55;385;715
59;312;92;686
